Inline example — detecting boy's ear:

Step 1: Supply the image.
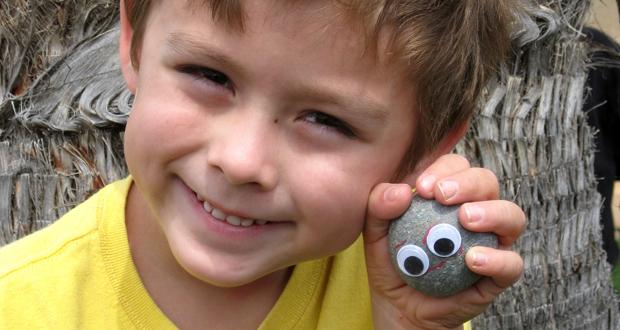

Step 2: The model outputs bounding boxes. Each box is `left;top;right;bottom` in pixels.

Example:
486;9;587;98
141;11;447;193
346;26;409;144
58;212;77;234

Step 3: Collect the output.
410;120;470;178
119;0;138;94
433;120;470;157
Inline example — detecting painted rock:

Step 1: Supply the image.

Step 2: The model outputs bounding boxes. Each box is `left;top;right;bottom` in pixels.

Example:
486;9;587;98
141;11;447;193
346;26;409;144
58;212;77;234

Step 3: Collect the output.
388;195;498;297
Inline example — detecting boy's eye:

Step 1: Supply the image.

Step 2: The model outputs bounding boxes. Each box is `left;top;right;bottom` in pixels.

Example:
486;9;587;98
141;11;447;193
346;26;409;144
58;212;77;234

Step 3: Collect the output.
178;65;233;91
301;111;356;138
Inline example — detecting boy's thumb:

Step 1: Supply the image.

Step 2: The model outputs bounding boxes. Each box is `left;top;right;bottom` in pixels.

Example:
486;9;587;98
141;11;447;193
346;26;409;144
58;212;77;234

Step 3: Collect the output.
364;183;412;244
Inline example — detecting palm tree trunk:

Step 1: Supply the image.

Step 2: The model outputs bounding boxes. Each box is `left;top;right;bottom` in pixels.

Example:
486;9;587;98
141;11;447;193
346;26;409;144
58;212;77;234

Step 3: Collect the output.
455;1;619;328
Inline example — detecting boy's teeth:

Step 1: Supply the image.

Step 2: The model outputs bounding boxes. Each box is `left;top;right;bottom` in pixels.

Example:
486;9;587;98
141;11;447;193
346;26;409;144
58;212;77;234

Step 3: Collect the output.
211;208;227;220
203;201;213;213
204;204;266;227
240;219;254;227
226;215;242;226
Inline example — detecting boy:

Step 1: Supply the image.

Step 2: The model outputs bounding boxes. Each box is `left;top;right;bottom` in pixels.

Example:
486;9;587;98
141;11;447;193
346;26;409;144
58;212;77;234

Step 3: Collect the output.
0;0;525;329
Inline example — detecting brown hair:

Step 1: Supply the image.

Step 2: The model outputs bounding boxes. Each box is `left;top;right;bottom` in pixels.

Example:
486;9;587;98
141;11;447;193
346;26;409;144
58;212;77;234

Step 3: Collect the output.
124;0;518;177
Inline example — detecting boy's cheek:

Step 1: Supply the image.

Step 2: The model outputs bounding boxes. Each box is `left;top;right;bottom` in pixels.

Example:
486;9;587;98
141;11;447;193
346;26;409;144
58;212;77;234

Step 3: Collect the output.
291;166;367;215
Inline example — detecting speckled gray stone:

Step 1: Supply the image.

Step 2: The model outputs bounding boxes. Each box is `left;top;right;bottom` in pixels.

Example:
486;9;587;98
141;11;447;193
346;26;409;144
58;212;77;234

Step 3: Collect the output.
388;196;498;297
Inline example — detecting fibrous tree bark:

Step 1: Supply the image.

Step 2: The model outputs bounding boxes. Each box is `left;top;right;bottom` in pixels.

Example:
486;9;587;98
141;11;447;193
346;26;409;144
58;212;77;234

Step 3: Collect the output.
0;1;617;328
455;1;618;328
0;1;128;242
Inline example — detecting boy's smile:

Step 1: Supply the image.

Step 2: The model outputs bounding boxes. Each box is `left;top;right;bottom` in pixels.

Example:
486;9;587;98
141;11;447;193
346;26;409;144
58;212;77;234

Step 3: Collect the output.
122;0;418;288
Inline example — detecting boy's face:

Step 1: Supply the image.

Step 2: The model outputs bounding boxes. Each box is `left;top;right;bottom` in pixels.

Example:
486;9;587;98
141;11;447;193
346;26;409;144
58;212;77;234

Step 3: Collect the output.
122;0;417;286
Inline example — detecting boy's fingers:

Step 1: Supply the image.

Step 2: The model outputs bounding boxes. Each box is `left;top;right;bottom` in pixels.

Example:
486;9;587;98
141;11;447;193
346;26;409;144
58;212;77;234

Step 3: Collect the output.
466;247;524;290
430;168;500;204
415;154;471;198
364;183;413;244
459;201;526;246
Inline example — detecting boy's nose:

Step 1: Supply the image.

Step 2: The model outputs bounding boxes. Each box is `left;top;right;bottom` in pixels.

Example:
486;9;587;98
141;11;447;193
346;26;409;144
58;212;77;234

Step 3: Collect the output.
207;118;278;190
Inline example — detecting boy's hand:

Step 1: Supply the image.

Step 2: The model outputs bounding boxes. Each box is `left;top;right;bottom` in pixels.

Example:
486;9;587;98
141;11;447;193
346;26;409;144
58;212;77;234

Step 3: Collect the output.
364;154;525;329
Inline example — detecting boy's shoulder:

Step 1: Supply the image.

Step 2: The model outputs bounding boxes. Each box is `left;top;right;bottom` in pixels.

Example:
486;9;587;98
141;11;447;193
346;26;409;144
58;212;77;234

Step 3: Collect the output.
0;177;138;328
0;177;131;278
0;177;177;328
0;197;97;280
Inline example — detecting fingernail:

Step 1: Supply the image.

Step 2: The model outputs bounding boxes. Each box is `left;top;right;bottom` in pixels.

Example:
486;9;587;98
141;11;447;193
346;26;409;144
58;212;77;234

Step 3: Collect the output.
418;174;436;192
472;251;488;267
438;180;458;200
384;185;402;202
464;204;484;224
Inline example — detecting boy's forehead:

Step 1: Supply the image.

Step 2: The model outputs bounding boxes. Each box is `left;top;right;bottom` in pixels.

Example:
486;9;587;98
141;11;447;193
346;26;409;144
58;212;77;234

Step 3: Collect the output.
154;0;403;71
145;0;415;117
178;0;362;27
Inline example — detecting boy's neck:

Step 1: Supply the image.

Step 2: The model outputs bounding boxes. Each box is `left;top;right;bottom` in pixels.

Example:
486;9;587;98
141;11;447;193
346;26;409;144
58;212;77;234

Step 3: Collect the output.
125;183;292;329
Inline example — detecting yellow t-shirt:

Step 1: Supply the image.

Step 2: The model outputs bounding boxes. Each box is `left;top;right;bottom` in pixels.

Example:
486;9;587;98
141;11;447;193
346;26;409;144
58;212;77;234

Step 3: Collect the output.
0;177;372;329
0;177;472;329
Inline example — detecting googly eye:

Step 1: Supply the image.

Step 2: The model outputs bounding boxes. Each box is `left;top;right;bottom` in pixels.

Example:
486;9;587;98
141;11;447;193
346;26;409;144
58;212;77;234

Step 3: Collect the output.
396;244;429;277
427;223;461;257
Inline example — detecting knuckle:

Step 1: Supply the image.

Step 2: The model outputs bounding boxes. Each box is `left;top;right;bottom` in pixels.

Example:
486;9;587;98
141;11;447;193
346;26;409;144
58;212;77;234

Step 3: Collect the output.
438;154;470;169
511;254;525;281
516;211;527;234
450;154;470;168
478;167;498;183
505;201;527;233
481;169;499;194
469;168;499;196
496;252;523;287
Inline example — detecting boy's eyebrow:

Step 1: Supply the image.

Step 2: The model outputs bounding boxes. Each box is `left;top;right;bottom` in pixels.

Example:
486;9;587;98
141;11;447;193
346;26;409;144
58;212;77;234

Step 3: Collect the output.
299;86;389;121
166;32;245;74
166;32;390;121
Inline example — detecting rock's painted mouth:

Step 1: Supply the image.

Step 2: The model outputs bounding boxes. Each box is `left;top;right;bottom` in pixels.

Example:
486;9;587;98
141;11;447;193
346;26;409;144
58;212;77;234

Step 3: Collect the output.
427;260;446;274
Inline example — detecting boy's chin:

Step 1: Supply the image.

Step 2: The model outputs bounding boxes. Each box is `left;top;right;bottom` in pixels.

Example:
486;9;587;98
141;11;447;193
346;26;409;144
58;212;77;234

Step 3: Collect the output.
189;271;264;288
178;257;291;289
